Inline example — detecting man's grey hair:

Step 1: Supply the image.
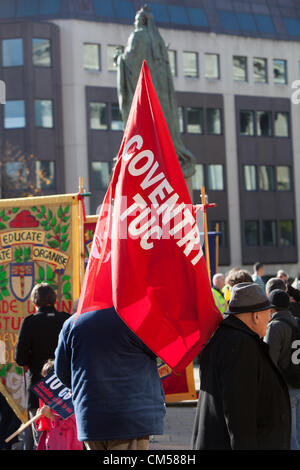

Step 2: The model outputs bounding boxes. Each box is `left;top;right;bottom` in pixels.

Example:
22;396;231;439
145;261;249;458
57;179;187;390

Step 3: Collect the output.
265;277;286;296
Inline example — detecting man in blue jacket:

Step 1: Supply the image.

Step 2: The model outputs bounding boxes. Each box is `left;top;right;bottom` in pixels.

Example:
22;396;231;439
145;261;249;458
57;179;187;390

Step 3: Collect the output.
54;306;165;450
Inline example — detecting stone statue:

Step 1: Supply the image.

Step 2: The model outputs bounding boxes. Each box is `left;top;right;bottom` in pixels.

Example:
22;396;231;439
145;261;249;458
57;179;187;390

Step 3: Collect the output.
115;4;195;181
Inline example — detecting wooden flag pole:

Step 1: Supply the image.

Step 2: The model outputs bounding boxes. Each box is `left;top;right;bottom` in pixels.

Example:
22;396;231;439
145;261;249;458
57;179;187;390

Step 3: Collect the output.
215;222;220;274
5;412;43;443
201;187;211;285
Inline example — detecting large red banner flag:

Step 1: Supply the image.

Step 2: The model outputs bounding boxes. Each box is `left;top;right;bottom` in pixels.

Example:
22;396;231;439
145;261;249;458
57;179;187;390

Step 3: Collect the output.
76;61;223;372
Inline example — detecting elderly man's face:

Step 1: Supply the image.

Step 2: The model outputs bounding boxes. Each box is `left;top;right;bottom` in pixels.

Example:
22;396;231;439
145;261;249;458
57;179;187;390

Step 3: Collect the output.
255;309;272;337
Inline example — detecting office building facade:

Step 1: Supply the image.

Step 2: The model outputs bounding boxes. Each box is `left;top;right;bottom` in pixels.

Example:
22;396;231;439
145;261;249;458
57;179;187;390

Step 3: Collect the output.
0;0;300;275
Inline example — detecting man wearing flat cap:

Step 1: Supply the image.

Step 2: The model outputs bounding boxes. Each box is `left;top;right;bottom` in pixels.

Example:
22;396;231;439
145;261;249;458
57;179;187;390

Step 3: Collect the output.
191;282;291;450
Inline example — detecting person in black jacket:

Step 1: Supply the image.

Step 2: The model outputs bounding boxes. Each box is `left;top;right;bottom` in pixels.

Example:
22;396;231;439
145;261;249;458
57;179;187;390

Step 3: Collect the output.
191;282;291;450
15;282;69;449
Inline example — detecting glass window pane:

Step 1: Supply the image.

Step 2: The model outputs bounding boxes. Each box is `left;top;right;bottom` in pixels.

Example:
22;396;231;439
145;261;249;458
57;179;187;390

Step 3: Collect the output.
183;52;198;78
206;108;222;135
168;49;177;77
274;112;289;137
262;220;277;246
187;107;203;133
259;166;275;191
245;220;259;246
178;107;184;133
277;166;291;191
237;13;257;32
256;111;272;136
32;38;51;67
208;164;224;191
279;220;294;246
84;43;100;71
4;100;25;128
273;59;287;85
253;57;268;83
91;161;111;190
233;56;247;81
40;0;61;15
89;102;108;130
192;163;204;190
107;45;123;71
4;162;28;189
17;0;38;16
2;38;23;67
255;15;275;34
243;165;257;191
34;100;53;128
36;160;56;189
204;53;220;79
111;103;124;131
240;110;254;136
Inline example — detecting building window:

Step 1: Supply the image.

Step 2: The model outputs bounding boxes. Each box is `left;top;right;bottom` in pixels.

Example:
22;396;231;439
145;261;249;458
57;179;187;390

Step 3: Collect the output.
4;162;28;189
35;100;54;128
262;220;277;246
208;164;224;191
192;163;204;190
107;45;123;71
243;165;257;191
274;112;289;137
84;43;100;71
206;108;222;135
256;111;272;137
245;220;259;246
178;107;184;133
204;53;220;79
259;166;275;191
253;57;268;83
111;103;124;131
4;100;26;128
233;56;247;81
2;38;23;67
279;220;294;246
32;38;51;67
276;166;291;191
240;110;254;136
168;49;177;77
91;161;111;190
183;51;198;78
273;59;287;85
187;107;203;134
89;102;108;130
36;160;56;189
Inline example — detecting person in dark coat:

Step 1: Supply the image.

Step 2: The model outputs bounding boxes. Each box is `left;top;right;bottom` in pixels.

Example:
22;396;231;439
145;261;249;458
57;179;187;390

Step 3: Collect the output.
15;282;70;448
191;282;291;450
54;306;165;450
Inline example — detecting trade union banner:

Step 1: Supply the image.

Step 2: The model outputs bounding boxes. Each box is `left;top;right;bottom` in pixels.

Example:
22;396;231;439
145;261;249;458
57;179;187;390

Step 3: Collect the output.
77;61;222;373
0;194;83;422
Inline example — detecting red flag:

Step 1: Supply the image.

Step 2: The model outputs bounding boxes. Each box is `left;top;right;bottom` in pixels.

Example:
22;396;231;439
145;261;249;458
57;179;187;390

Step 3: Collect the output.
76;61;222;372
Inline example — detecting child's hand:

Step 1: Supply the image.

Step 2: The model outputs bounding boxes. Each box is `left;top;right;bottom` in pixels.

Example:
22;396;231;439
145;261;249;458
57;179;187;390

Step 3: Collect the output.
39;405;55;421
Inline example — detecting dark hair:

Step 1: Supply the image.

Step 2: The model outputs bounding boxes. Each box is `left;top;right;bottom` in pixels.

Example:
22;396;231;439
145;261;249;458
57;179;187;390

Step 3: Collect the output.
30;282;56;307
254;262;264;272
41;359;54;377
226;269;253;287
265;277;286;296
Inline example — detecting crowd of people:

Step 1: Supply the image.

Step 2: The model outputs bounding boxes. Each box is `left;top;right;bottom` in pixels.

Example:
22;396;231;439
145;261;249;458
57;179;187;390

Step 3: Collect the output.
1;263;300;451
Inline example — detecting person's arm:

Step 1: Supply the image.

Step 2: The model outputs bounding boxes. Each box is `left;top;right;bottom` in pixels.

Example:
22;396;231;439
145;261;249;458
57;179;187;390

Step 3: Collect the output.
218;336;260;449
14;318;31;367
54;322;72;389
264;321;283;367
287;284;300;303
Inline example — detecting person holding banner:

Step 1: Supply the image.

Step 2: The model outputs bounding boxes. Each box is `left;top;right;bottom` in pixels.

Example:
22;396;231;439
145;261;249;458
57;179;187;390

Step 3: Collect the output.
54;306;165;451
35;360;82;451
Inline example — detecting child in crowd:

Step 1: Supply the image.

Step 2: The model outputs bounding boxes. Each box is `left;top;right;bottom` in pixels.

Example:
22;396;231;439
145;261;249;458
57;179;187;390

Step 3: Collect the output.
35;359;83;450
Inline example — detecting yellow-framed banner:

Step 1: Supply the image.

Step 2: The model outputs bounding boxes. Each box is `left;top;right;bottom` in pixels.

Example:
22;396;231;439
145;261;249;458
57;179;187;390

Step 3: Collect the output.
0;194;83;422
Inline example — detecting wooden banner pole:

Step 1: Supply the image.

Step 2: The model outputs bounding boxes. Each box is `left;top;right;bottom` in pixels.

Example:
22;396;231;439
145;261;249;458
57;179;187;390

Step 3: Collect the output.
5;412;43;443
201;187;211;285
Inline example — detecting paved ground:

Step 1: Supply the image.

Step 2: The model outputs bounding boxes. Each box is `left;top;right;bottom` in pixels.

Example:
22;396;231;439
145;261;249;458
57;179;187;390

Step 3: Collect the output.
149;365;199;450
149;402;197;450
